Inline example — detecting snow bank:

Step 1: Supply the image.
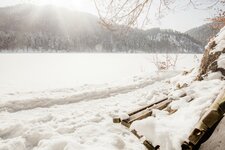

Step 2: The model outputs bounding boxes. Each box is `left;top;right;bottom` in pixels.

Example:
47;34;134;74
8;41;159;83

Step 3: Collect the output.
1;76;171;150
212;26;225;53
197;26;225;80
34;137;86;150
131;74;225;150
218;54;225;69
211;26;225;74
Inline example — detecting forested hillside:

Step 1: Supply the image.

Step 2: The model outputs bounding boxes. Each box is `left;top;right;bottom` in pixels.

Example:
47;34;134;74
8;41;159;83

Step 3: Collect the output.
185;23;220;46
0;4;203;53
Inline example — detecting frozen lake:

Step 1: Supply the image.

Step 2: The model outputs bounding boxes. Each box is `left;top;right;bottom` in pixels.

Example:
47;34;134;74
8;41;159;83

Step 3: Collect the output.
0;53;201;94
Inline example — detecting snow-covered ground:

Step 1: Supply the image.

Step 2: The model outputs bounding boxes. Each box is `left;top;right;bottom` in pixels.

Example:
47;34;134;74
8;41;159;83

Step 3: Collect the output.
1;53;223;150
0;54;201;111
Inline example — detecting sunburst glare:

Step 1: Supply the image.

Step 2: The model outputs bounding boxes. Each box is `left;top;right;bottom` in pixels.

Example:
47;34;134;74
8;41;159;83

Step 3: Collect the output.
32;0;89;11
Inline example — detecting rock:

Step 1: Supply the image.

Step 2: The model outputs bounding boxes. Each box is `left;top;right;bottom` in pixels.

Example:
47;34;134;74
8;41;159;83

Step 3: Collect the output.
196;26;225;80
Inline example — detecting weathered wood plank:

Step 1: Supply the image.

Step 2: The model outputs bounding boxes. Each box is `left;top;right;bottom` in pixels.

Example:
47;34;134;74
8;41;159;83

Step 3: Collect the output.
182;88;225;150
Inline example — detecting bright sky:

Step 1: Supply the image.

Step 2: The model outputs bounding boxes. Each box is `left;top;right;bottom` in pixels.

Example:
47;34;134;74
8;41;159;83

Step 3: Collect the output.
0;0;220;32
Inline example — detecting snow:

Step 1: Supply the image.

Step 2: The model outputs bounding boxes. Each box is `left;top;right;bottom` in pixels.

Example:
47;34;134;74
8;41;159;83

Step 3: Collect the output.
0;76;173;150
215;26;225;45
0;53;154;93
119;113;130;120
205;72;223;80
218;54;225;69
131;79;225;150
211;26;225;53
129;26;225;150
0;54;201;111
1;53;221;150
0;54;200;94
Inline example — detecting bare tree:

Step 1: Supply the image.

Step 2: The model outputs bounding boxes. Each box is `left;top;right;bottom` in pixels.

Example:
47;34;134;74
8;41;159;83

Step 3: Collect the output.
210;0;225;29
152;54;178;70
94;0;224;29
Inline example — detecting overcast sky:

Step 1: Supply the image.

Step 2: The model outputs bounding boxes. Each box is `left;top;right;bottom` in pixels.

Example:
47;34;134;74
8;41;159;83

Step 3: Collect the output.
0;0;220;32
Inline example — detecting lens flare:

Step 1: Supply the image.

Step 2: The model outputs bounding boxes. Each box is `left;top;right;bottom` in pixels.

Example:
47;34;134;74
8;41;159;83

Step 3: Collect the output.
35;0;85;11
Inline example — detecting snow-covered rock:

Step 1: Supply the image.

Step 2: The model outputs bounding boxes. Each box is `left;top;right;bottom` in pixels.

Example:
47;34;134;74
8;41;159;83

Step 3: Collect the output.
197;26;225;80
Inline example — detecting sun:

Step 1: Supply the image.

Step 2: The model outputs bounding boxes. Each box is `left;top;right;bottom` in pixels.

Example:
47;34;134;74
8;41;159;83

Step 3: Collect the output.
29;0;95;14
35;0;85;11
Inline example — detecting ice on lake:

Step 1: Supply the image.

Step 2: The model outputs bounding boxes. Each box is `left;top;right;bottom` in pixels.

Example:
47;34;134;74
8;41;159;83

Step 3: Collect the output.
0;53;201;95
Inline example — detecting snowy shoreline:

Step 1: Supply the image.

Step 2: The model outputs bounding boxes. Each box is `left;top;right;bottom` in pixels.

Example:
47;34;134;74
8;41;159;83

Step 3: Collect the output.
0;53;211;150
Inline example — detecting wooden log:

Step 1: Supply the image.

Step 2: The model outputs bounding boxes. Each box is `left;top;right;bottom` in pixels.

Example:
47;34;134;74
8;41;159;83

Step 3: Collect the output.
130;129;157;150
123;99;172;126
112;97;172;150
113;117;121;123
128;98;168;116
143;140;156;150
182;88;225;149
113;98;169;125
199;116;225;150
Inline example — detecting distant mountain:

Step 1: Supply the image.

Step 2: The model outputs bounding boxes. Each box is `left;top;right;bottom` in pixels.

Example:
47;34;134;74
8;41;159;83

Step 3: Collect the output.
0;4;203;53
185;23;220;46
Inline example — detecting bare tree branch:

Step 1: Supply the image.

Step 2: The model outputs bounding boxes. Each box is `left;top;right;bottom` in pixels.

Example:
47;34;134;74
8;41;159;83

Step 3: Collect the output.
94;0;224;29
